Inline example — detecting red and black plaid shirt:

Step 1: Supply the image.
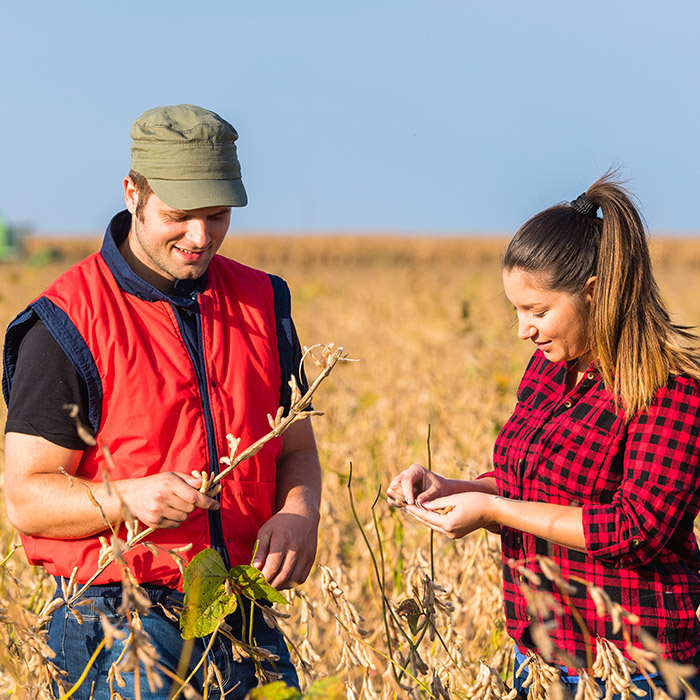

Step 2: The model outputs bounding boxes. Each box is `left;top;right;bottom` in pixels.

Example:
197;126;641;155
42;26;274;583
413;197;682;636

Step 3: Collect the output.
492;350;700;669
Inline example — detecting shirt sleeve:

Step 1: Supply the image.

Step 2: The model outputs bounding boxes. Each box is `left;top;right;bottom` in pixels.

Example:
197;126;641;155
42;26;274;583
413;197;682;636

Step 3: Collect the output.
5;319;90;450
476;470;496;480
281;315;311;413
582;375;700;567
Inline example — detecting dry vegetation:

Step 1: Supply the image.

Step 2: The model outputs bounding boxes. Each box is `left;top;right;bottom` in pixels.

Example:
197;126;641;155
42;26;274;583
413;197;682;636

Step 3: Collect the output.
1;234;700;699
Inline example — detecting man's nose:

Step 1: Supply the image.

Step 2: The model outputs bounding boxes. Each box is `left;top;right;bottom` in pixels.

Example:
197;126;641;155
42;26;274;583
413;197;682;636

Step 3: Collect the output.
184;219;210;249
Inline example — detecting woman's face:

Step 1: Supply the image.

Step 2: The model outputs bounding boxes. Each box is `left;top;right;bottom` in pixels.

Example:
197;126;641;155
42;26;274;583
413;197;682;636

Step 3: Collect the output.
503;267;594;364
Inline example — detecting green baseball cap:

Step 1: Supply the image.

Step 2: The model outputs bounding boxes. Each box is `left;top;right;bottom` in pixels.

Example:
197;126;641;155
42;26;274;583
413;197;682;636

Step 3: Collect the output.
130;104;247;210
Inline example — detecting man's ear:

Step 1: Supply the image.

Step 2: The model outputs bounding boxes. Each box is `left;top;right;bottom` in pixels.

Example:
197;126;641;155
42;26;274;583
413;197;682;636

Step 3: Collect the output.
123;176;138;215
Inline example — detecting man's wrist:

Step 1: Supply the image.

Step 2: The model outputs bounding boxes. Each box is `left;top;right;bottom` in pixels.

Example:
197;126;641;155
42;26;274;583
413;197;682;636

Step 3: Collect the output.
278;494;321;519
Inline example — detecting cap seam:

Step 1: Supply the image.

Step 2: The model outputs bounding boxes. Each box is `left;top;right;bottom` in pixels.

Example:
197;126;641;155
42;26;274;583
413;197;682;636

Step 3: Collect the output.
136;121;232;135
145;177;243;182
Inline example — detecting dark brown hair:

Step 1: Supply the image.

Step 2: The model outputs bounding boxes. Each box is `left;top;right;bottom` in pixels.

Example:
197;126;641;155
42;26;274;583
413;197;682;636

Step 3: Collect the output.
503;172;700;419
128;169;153;221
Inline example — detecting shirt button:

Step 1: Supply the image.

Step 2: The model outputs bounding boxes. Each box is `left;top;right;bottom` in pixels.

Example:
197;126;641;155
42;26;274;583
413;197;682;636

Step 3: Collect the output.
564;400;572;409
632;538;641;547
587;372;595;380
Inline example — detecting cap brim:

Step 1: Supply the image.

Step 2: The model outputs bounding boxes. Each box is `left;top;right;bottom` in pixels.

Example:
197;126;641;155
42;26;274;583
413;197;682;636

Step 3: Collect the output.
148;177;247;210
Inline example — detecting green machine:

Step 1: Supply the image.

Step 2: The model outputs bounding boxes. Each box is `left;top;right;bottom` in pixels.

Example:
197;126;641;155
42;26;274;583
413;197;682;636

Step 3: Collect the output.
0;214;25;261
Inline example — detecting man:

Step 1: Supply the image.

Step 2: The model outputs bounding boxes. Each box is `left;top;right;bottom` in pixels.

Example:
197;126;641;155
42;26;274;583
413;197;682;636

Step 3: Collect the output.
2;104;321;699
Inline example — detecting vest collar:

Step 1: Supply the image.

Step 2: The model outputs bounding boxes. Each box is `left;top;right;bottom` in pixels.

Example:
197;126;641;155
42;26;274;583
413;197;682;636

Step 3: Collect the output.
100;210;206;309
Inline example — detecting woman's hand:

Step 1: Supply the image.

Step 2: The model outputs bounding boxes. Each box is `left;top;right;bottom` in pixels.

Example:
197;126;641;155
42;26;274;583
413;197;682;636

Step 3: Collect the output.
387;463;453;507
403;491;497;539
388;465;503;538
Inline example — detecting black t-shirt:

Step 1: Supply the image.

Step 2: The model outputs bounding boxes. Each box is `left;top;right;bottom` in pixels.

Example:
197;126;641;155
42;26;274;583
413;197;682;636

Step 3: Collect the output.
6;320;91;450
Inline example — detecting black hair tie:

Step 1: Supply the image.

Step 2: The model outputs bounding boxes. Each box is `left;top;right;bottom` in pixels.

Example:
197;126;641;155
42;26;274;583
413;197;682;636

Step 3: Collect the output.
570;192;599;217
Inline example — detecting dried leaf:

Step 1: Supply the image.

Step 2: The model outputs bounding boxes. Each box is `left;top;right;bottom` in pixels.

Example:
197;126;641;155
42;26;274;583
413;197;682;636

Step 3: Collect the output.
395;598;423;635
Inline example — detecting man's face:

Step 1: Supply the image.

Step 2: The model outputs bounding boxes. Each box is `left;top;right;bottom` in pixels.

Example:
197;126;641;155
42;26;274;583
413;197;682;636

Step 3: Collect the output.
123;177;231;293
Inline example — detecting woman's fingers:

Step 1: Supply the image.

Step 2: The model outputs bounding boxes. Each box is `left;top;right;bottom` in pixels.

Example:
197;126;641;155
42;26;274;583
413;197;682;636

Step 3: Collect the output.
387;464;428;506
401;492;494;540
403;504;452;536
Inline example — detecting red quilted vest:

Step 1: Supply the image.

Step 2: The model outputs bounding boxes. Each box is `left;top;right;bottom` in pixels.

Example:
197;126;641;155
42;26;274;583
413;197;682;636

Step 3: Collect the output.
21;251;282;590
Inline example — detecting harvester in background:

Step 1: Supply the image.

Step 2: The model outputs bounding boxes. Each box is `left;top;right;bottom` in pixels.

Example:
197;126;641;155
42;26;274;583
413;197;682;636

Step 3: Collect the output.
0;215;63;265
0;214;27;262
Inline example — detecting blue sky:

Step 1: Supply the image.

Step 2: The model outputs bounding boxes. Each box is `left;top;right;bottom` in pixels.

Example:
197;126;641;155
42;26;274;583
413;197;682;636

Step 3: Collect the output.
2;1;699;235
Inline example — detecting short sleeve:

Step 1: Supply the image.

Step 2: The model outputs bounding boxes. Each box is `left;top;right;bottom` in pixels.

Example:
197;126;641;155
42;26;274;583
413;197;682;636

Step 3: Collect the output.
5;319;90;450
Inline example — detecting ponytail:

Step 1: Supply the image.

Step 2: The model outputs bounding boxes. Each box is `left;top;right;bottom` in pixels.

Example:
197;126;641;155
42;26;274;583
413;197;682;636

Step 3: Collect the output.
504;172;700;420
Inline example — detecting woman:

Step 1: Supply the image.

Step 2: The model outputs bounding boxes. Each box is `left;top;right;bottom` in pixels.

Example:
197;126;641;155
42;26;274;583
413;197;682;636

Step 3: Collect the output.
387;174;700;696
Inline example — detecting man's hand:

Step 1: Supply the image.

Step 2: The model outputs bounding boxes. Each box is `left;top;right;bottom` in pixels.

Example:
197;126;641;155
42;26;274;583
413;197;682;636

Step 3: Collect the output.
252;504;320;589
253;418;322;590
119;472;220;529
4;432;219;537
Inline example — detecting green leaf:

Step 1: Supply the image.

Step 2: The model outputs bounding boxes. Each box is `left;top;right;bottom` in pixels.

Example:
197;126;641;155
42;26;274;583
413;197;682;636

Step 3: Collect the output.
302;677;346;699
245;678;345;700
247;681;301;699
407;611;423;635
229;565;289;605
180;585;238;639
183;548;229;597
180;552;289;639
181;549;237;639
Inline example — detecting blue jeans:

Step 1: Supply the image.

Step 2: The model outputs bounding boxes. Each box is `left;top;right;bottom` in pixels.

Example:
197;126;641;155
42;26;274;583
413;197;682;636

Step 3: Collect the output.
513;646;700;699
47;581;298;700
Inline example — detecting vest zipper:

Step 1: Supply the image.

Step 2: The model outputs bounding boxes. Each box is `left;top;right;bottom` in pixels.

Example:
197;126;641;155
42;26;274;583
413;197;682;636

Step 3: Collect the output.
172;298;231;570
